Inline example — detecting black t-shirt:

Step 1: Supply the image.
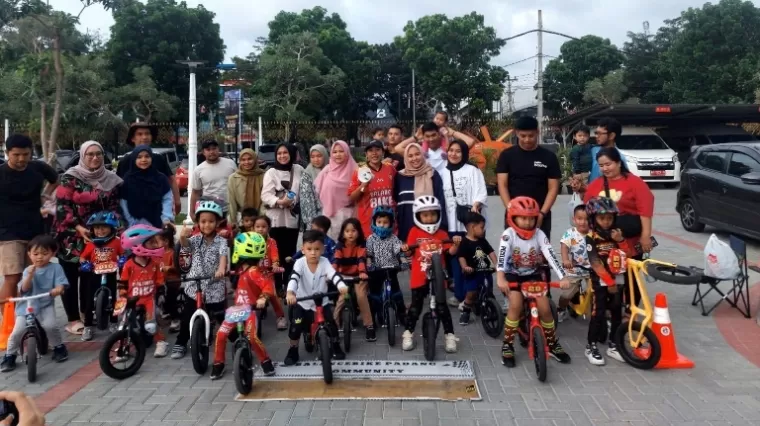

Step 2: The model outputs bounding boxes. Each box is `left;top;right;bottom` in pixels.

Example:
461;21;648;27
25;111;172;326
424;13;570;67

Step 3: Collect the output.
0;161;58;241
384;149;405;171
116;152;173;178
496;144;561;205
457;236;495;272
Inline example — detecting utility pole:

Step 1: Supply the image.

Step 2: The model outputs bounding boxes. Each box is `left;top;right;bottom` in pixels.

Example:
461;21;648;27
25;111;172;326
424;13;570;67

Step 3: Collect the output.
506;77;518;114
177;59;206;223
536;9;544;139
412;68;416;129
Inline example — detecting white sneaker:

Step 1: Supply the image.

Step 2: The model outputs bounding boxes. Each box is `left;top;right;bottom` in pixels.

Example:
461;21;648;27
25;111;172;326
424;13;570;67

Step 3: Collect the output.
447;296;460;308
585;343;605;366
154;340;170;358
444;334;459;353
402;330;415;351
169;320;181;333
557;310;569;323
276;317;288;330
606;342;625;363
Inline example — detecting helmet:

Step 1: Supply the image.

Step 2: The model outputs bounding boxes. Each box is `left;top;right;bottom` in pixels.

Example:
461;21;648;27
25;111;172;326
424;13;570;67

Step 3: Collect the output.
412;195;442;235
86;211;119;245
233;232;267;264
585;196;619;234
370;206;395;239
507;196;540;240
121;224;165;258
195;199;223;221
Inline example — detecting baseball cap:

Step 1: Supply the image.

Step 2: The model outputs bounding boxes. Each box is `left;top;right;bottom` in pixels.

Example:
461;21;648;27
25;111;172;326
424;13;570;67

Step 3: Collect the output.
201;140;219;149
364;140;385;152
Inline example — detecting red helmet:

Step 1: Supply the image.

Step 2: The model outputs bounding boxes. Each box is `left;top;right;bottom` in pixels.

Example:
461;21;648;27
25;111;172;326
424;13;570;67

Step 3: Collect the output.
507;196;540;240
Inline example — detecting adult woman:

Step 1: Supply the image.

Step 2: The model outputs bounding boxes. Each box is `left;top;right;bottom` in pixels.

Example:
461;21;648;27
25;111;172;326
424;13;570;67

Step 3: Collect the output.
261;144;304;293
584;147;654;310
120;145;173;228
393;143;447;241
314;141;357;241
54;141;123;335
299;144;328;230
228;148;265;222
442;140;488;304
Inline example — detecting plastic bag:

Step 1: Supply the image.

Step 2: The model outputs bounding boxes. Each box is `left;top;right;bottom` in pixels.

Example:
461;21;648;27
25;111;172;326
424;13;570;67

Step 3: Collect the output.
568;192;583;223
703;234;740;279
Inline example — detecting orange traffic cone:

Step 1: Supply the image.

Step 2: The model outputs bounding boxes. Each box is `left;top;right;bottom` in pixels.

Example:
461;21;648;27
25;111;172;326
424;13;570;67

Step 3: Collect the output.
0;302;16;350
652;293;694;369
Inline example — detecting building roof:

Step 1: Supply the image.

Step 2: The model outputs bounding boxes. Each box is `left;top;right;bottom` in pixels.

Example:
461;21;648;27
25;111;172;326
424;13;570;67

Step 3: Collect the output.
551;104;760;127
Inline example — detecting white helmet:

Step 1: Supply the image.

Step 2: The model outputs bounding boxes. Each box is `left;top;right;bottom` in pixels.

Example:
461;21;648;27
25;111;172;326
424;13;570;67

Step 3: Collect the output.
412;195;442;234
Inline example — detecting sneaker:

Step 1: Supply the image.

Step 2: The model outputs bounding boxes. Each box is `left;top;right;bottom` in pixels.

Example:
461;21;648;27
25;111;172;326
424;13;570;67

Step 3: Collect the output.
113;348;129;363
82;327;94;341
402;330;415;351
585;343;605;366
210;363;225;380
365;326;376;342
549;342;571;364
447;296;460;307
52;345;68;363
260;358;275;376
170;345;186;359
284;346;299;366
557;310;569;323
501;343;516;368
606;342;624;363
459;311;471;325
276;317;287;330
169;320;181;333
154;341;170;358
444;334;459;353
0;354;17;372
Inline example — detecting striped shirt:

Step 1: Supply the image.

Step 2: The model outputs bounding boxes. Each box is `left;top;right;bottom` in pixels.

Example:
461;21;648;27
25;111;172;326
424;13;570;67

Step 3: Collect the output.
332;243;367;277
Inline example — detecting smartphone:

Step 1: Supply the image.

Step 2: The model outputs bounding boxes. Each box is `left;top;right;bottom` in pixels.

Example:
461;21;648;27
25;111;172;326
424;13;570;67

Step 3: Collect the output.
0;399;19;426
634;236;659;254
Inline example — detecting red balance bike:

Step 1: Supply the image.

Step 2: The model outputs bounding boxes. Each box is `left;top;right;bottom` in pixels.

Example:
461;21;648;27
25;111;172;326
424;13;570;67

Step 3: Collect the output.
515;281;563;382
295;292;340;384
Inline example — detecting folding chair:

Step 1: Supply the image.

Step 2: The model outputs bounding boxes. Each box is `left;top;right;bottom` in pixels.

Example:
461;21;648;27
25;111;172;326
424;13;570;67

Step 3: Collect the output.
692;235;751;318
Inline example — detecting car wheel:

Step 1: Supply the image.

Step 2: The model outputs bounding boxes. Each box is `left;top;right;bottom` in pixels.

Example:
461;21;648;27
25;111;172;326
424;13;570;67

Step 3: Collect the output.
679;198;705;232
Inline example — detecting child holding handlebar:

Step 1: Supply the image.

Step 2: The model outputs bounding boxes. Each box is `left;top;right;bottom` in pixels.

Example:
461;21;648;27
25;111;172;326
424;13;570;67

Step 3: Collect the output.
456;212;497;326
332;218;373;341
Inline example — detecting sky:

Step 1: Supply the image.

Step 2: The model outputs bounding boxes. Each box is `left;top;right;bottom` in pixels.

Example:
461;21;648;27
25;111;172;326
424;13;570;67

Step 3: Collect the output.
50;0;758;111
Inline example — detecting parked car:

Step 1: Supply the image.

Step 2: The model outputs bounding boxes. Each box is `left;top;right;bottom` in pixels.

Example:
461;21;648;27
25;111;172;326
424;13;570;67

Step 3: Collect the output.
115;147;180;172
658;124;758;165
676;142;760;240
65;152;114;172
257;143;307;168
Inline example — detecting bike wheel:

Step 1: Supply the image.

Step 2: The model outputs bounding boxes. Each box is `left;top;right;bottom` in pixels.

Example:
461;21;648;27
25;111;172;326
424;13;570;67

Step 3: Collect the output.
317;329;333;384
190;318;209;375
614;320;662;370
24;333;37;383
645;263;702;285
233;347;254;395
481;298;504;339
531;327;548;382
342;309;352;353
431;254;447;305
99;329;146;380
386;305;396;347
95;290;110;331
422;314;437;361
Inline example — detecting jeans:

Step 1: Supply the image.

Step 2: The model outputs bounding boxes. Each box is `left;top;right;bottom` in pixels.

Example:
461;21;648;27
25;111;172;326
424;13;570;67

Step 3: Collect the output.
449;231;466;302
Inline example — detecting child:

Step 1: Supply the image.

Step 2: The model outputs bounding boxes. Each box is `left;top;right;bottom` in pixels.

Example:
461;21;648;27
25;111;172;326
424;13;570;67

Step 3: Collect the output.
401;196;461;353
570;125;592;182
251;215;287;330
366;206;405;327
172;200;229;359
79;211;124;341
1;235;68;372
118;224;169;357
568;175;587;223
332;218;374;341
211;232;276;380
456;212;497;326
284;230;348;365
287;215;336;264
558;204;591;323
158;225;182;333
497;196;571;368
583;197;635;366
240;208;259;233
371;127;386;143
192;197;234;245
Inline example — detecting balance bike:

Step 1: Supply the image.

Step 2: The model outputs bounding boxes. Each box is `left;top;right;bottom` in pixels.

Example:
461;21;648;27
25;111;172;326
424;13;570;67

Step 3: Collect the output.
9;293;51;383
185;274;226;375
336;276;361;353
224;304;258;395
407;239;450;361
474;268;503;338
296;292;340;384
93;272;115;331
367;267;404;347
514;281;560;382
99;296;152;380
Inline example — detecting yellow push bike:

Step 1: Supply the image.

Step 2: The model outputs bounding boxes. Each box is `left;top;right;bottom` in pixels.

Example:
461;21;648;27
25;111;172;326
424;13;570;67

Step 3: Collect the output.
569;277;594;318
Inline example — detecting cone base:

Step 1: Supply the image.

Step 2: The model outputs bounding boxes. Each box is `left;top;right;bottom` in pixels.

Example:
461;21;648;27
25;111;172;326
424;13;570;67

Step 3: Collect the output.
655;353;694;369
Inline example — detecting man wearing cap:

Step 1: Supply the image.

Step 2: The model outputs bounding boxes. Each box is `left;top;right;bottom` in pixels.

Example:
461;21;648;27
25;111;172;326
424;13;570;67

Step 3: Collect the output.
189;140;237;219
116;122;181;214
348;140;396;237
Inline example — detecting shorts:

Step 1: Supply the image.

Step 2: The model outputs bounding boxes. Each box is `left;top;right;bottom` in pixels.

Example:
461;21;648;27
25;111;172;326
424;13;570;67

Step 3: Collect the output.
505;273;543;292
0;240;27;276
463;272;488;293
557;276;587;300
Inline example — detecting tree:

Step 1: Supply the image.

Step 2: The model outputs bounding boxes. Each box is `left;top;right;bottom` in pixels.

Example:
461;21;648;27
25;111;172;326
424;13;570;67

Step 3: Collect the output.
542;35;625;113
394;12;507;118
373;42;412;120
583;70;628;104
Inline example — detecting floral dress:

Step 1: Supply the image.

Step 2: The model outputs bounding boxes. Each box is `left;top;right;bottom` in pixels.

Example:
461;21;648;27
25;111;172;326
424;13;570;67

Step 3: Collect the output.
298;171;322;231
53;174;123;264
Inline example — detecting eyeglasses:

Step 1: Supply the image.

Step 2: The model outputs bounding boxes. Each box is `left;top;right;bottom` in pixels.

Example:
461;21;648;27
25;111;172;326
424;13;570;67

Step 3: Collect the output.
85;152;104;158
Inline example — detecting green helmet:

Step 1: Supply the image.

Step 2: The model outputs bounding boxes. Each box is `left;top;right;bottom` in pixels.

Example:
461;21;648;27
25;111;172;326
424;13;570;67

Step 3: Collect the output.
233;232;267;264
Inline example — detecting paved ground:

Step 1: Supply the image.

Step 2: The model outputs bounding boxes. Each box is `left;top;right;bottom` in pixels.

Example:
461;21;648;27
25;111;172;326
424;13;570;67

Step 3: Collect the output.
5;187;760;426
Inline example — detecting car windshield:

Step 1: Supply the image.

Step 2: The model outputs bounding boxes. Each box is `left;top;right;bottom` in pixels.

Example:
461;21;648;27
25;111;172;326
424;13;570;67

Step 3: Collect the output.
709;134;758;144
614;135;669;150
258;145;277;153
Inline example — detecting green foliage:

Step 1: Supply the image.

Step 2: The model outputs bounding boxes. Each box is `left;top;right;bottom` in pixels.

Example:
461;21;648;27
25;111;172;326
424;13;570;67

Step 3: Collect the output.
583;70;628;104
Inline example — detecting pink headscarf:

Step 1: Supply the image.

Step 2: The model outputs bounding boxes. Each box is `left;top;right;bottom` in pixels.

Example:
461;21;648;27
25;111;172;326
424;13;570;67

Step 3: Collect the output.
314;140;357;217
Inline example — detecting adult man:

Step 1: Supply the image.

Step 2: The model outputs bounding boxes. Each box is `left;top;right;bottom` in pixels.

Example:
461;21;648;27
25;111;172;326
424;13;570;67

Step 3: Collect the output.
189;140;237;219
349;140;396;237
116;122;181;214
496;116;561;239
0;135;58;302
395;121;476;175
384;124;406;171
588;117;627;182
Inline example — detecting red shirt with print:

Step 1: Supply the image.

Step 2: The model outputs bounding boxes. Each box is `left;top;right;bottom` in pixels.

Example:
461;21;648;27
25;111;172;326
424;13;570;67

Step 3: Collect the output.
120;258;165;299
234;267;275;306
585;174;654;247
348;164;397;237
80;239;123;274
406;226;451;289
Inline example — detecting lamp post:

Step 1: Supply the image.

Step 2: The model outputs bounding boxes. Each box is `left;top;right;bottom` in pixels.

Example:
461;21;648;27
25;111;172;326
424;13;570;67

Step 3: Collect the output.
177;59;206;224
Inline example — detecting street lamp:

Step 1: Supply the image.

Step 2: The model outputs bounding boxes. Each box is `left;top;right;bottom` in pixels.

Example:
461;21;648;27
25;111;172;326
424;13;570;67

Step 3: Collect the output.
176;59;206;224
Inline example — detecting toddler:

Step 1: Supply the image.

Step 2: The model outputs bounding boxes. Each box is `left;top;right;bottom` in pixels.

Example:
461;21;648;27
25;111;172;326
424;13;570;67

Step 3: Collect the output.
456;212;497;325
332;218;373;341
366;206;406;327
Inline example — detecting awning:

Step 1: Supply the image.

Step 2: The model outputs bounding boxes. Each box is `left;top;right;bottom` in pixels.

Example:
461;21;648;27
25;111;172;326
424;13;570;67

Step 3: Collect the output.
551;104;760;128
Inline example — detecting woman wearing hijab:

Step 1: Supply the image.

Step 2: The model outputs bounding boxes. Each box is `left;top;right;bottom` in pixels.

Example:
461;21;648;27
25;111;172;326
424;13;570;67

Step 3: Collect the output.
392;143;447;241
228;148;266;223
298;144;328;231
261;143;304;293
54;141;123;335
314;141;358;241
120;145;174;227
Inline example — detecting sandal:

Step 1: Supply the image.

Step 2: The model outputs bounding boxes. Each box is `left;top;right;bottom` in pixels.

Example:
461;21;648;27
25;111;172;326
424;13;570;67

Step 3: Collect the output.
65;321;84;335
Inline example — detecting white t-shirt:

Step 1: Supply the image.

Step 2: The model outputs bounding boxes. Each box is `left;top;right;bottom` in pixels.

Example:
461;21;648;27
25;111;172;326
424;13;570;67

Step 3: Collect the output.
287;257;347;311
191;157;237;202
442;164;488;233
426;147;447;176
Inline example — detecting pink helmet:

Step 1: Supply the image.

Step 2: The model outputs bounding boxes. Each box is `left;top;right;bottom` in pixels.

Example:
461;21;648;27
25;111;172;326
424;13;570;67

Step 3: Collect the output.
121;224;165;258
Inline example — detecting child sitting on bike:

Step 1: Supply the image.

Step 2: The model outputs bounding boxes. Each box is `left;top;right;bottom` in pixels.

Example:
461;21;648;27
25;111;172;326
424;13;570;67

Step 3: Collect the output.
248;215;287;330
191;197;234;245
287;216;336;264
401;195;461;353
583;196;635;366
456;212;497;325
119;224;170;358
158;226;182;333
497;196;571;368
172;200;229;360
79;211;124;341
284;230;348;365
557;204;591;323
211;232;276;380
332;218;373;341
366;206;405;327
1;235;68;372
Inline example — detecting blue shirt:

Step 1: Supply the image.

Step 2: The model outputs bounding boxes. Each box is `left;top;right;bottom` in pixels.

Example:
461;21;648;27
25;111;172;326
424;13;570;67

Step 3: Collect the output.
16;263;69;317
293;235;336;263
588;146;628;183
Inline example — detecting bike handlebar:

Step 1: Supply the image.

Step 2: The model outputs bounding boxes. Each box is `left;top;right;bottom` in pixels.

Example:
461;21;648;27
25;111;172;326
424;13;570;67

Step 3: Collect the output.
406;239;453;250
166;272;234;285
296;292;340;303
9;293;51;303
